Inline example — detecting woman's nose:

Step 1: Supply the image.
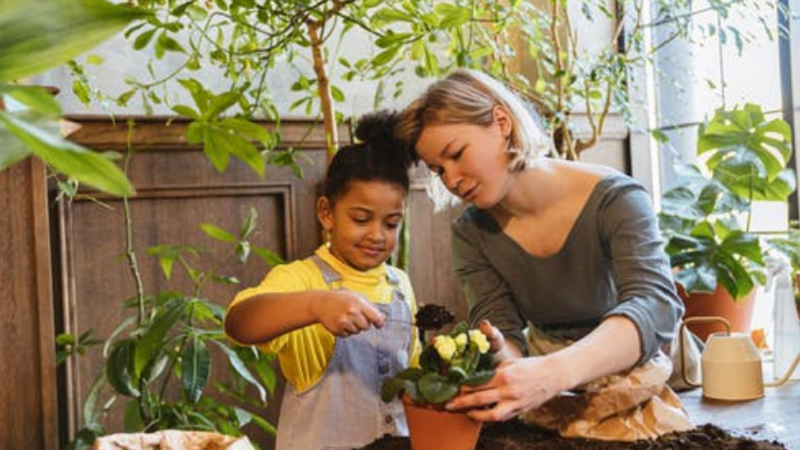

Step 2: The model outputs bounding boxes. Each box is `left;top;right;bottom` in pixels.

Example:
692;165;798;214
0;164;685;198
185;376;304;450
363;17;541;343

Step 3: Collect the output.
442;168;461;191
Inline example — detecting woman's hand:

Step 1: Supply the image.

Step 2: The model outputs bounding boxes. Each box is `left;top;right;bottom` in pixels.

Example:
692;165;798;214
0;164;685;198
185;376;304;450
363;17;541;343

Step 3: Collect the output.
446;354;571;422
312;290;385;337
478;320;521;364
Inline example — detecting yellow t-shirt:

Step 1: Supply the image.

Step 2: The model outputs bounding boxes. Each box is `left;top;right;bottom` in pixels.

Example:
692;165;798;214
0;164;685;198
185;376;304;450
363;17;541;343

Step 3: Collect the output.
227;245;419;392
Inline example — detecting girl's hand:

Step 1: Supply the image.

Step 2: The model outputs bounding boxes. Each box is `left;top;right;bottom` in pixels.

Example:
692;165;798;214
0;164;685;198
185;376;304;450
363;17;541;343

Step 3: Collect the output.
313;290;385;337
446;355;570;422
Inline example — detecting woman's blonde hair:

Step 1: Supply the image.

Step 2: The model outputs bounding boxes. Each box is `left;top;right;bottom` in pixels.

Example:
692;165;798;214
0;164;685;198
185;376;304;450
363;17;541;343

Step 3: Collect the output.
396;68;552;208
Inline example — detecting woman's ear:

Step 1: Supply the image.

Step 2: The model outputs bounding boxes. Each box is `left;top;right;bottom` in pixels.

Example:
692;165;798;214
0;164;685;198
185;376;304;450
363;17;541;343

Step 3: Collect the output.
317;196;334;231
493;105;512;139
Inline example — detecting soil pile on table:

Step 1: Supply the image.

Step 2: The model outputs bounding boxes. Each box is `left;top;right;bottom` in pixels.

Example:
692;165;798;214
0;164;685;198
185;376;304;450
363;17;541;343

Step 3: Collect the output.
356;420;788;450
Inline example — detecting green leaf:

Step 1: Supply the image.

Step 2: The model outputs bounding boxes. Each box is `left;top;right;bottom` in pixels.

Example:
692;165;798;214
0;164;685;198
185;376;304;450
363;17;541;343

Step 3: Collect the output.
204;92;240;120
463;370;494;386
214;341;268;403
218;117;273;146
240;207;258;239
435;4;471;28
0;124;33;171
133;28;156;50
0;0;152;82
193;122;229;171
371;46;401;68
200;223;237;242
236;241;251;262
0;111;135;196
133;298;187;379
242;408;277;435
122;398;144;432
0;85;61;116
418;372;459;405
206;123;265;176
157;32;185;54
253;247;284;266
372;7;415;26
106;340;140;397
181;335;211;403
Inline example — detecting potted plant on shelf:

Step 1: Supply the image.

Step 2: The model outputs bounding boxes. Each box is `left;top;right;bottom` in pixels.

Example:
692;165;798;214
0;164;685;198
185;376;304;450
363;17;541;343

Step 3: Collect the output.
658;103;796;341
381;321;495;450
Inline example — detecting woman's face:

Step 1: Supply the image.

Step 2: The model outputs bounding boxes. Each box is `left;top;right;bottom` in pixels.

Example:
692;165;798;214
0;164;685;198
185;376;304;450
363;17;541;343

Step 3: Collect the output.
415;107;513;209
317;180;406;271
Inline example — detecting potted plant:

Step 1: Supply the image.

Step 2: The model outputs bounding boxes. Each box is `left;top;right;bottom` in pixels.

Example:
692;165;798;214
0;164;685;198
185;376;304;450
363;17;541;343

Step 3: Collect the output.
380;321;494;450
658;103;796;340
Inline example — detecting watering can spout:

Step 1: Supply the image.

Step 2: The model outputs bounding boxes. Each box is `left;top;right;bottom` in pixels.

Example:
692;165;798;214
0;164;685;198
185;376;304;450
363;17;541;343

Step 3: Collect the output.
765;351;800;388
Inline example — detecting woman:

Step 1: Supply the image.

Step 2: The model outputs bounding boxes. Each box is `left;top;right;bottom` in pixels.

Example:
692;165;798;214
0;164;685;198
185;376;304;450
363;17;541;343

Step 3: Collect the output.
396;69;690;439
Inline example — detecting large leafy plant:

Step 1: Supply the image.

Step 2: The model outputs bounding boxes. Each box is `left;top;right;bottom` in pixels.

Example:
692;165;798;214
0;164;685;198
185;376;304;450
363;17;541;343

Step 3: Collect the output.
659;103;796;300
58;202;282;449
380;322;494;407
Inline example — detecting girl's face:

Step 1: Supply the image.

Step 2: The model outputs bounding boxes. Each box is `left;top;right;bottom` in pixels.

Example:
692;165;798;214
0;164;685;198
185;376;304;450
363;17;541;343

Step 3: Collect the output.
415;107;513;209
317;180;406;271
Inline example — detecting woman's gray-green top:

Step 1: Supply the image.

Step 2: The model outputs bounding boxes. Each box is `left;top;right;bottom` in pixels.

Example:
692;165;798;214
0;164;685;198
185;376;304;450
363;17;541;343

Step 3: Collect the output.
451;174;683;364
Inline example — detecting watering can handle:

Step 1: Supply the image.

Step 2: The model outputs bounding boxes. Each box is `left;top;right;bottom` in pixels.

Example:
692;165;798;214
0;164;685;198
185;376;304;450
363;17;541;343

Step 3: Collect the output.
679;316;732;388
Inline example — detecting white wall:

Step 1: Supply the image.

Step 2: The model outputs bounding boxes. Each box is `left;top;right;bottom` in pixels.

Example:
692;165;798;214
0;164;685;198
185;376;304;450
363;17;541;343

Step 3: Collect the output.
35;25;431;118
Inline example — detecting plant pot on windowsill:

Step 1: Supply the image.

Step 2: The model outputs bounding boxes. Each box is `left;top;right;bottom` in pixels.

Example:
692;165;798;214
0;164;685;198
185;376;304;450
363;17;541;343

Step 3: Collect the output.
676;283;758;342
659;103;797;343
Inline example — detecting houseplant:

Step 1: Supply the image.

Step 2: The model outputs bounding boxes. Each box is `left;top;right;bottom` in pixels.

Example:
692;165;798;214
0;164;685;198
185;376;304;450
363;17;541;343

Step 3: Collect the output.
57;198;281;450
380;322;494;450
658;103;796;339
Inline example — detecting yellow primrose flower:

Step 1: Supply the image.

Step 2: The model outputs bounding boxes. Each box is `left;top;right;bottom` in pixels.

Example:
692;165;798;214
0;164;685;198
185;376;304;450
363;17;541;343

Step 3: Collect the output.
455;333;468;351
434;335;457;361
469;329;490;354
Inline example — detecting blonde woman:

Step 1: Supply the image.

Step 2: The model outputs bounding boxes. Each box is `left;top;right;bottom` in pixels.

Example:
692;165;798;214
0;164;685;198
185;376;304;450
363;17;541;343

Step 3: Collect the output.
396;69;691;440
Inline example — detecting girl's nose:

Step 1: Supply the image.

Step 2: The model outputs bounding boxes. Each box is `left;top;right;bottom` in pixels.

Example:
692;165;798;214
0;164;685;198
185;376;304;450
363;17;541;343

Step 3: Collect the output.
366;222;386;241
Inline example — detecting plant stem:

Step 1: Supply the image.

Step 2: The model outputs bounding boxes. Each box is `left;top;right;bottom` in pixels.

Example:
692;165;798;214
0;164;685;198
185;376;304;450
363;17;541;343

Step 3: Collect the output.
306;8;341;161
121;120;154;425
122;119;146;327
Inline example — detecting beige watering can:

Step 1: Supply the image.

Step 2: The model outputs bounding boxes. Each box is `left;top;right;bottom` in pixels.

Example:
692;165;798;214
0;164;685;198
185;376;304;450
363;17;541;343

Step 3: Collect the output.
679;316;800;401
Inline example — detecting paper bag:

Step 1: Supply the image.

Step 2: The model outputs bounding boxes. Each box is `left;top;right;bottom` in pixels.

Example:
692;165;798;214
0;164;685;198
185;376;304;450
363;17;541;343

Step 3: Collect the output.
93;430;256;450
522;326;694;441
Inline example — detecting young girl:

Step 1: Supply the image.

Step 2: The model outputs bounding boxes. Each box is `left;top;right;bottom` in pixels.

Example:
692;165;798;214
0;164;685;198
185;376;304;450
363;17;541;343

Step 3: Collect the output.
224;111;418;450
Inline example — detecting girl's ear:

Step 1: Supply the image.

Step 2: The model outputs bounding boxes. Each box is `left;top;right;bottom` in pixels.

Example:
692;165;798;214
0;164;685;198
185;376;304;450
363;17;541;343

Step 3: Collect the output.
493;105;512;139
317;196;334;231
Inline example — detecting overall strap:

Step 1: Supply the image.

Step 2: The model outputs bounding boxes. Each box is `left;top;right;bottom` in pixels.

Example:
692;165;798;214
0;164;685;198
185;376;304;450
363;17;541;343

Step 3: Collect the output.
310;254;342;285
385;266;399;286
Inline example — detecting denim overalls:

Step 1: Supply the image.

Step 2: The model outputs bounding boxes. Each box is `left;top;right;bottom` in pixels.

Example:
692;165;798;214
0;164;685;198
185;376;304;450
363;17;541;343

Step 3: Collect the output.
275;255;412;450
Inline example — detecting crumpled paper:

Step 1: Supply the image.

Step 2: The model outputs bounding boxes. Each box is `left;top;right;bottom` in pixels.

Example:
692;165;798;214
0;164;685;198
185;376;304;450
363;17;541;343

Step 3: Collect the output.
522;326;694;441
93;430;256;450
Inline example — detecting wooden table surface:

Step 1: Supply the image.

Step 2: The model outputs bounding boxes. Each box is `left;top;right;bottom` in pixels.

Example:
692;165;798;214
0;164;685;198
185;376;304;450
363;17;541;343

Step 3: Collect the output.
679;379;800;449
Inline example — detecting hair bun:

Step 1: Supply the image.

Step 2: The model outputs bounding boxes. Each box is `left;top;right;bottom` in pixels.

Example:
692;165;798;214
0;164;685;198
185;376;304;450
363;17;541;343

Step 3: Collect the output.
355;109;400;148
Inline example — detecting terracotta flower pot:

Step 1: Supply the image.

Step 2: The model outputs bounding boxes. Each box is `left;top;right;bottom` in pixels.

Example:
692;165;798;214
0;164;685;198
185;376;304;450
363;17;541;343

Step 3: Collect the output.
402;397;482;450
677;284;757;342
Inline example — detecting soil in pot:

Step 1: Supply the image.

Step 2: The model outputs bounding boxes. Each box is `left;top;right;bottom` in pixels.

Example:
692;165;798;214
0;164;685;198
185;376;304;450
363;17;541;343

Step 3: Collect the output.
356;419;788;450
